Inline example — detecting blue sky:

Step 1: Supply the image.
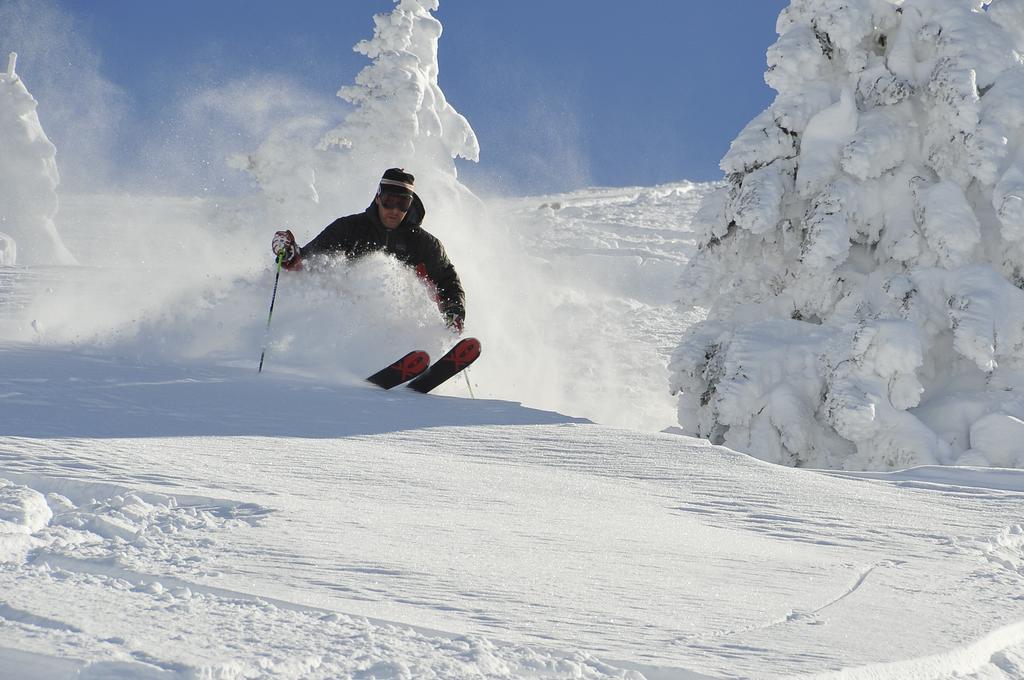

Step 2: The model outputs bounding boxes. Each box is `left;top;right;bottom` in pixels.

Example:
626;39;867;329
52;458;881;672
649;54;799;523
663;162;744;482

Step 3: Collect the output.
8;0;787;195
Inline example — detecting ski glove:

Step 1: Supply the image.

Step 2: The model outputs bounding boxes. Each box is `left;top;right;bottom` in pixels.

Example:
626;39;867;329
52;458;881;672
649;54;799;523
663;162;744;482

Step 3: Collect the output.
271;230;298;264
445;311;464;334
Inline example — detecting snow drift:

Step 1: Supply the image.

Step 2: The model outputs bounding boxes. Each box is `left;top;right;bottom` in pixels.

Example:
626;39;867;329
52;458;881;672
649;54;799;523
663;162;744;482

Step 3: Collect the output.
671;0;1024;470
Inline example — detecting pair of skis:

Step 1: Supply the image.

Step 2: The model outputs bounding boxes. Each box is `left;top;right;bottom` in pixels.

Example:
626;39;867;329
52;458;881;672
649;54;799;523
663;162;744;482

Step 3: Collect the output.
366;337;481;393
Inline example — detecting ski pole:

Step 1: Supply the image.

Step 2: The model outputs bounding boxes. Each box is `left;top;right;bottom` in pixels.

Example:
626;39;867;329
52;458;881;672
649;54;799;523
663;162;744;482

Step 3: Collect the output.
463;367;476;399
258;252;285;373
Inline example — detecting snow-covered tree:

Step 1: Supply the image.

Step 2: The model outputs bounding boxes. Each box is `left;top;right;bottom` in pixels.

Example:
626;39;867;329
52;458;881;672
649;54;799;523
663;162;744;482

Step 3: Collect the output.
319;0;478;173
235;0;479;217
670;0;1024;470
0;52;76;266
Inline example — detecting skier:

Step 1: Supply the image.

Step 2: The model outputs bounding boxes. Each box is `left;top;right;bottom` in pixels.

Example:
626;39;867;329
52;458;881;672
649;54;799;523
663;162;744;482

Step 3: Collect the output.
271;168;466;332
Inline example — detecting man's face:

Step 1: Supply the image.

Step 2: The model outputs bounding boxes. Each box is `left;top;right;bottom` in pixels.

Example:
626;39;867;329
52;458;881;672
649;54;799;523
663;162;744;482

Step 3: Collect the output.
375;192;411;229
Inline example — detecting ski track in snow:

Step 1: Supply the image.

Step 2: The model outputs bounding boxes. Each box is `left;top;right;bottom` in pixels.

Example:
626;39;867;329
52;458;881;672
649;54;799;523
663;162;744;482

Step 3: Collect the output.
1;186;1024;677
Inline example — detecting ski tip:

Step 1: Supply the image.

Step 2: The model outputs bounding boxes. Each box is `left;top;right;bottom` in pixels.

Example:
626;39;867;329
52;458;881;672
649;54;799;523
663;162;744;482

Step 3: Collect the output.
454;338;481;363
399;350;430;376
366;349;431;389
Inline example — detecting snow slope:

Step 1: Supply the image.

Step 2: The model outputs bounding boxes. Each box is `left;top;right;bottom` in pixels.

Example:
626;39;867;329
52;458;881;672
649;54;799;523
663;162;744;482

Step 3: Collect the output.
0;181;707;433
2;185;1024;679
3;342;1024;679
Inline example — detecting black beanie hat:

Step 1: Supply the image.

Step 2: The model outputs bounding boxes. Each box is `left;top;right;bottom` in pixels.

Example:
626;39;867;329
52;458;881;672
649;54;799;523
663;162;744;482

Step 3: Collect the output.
379;168;415;196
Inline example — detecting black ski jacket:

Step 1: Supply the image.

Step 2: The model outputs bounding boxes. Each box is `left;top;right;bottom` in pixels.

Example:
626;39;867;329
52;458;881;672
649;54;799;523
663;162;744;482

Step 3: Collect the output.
297;195;466;322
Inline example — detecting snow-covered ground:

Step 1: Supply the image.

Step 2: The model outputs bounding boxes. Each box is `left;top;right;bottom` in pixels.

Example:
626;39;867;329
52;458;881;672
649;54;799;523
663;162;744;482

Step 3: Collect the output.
3;185;1024;679
1;181;707;433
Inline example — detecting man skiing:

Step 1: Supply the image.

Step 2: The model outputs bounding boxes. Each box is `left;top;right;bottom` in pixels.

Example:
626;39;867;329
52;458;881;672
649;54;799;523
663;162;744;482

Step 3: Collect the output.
271;168;466;332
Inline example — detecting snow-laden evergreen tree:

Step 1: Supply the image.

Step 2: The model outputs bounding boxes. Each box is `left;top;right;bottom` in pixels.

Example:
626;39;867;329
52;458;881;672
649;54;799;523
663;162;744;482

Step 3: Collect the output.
0;52;76;266
234;0;479;220
319;0;478;174
670;0;1024;470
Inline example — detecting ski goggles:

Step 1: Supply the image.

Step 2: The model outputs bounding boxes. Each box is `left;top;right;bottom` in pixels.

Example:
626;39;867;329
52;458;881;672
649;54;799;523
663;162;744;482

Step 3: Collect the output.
378;191;413;211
